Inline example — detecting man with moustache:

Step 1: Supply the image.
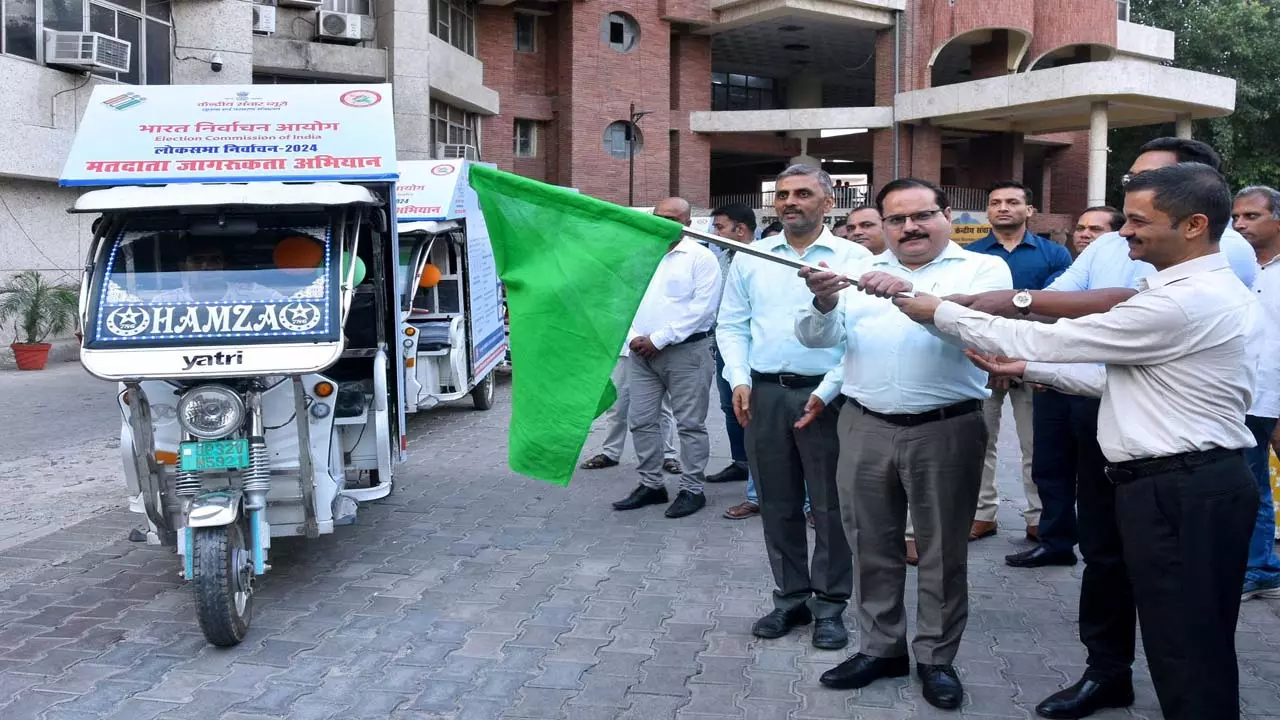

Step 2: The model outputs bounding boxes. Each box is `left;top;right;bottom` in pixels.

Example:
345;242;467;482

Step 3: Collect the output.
896;162;1259;720
1232;185;1280;600
964;182;1072;543
797;178;1012;709
717;164;866;649
1071;206;1125;256
845;205;886;255
946;138;1258;719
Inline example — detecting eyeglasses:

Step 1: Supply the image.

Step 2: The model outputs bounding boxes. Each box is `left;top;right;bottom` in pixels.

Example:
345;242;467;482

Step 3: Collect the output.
882;208;943;228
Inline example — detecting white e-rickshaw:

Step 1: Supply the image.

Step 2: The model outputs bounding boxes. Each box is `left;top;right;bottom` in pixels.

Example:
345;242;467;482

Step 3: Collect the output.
62;84;408;646
395;159;507;413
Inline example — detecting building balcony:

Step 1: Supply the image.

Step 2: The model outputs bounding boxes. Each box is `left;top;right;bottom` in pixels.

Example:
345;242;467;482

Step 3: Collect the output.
691;106;892;133
1114;20;1175;63
895;60;1235;134
711;182;871;211
709;0;902;32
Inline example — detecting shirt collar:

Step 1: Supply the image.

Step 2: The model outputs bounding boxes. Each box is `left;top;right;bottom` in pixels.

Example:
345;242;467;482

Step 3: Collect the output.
971;229;1040;251
1139;252;1231;291
765;226;842;256
668;236;700;255
871;239;969;271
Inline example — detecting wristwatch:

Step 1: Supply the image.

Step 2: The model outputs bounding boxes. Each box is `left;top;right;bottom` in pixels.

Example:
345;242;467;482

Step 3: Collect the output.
1012;290;1033;315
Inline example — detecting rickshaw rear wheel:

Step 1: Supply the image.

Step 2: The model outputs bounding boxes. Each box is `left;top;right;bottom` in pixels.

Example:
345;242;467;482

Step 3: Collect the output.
472;372;495;411
192;520;253;646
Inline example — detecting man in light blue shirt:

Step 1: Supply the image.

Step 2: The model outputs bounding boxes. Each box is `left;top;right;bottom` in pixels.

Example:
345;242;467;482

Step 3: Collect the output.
796;177;1011;711
716;164;868;651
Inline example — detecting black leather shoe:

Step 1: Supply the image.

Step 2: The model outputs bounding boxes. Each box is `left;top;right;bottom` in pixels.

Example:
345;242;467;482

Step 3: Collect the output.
917;663;963;710
1006;546;1078;568
612;484;668;511
664;490;706;518
706;462;749;483
819;653;909;689
751;606;812;639
1035;677;1134;719
812;617;848;650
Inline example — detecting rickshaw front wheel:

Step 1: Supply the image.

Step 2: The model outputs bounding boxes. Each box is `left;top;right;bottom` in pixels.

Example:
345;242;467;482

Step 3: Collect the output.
472;373;495;411
192;520;254;646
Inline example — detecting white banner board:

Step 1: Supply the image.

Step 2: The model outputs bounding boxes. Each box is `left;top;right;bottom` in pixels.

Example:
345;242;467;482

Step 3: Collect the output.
60;84;398;187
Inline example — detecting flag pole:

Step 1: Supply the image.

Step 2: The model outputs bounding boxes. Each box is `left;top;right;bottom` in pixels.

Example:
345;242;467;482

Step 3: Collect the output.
678;227;915;298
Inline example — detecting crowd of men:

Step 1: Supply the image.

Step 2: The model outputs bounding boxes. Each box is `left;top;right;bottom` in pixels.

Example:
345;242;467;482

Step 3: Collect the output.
578;136;1277;719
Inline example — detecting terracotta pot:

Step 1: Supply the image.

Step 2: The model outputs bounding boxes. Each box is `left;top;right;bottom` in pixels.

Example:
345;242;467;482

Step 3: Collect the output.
11;343;52;371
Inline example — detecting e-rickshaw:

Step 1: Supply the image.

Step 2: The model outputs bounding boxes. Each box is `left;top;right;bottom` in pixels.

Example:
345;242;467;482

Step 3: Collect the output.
395;160;507;412
61;84;407;646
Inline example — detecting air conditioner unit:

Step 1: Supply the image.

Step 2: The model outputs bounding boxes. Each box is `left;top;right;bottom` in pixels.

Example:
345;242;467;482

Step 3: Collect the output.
252;5;277;34
277;0;321;7
316;10;363;42
437;144;479;161
43;30;130;74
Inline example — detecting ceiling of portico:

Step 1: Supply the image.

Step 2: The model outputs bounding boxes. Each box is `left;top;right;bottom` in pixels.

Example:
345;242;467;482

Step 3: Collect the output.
710;17;878;101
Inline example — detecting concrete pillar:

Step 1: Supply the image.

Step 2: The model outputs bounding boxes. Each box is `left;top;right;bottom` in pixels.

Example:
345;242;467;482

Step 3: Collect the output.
172;1;252;83
379;0;433;160
1176;113;1193;139
787;75;822;167
1088;102;1108;207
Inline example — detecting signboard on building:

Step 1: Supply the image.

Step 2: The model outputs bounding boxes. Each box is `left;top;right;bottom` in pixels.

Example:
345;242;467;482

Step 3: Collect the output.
951;211;991;246
60;84;397;187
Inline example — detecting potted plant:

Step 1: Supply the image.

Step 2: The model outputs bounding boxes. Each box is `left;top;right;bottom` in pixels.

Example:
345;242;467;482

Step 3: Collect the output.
0;271;80;371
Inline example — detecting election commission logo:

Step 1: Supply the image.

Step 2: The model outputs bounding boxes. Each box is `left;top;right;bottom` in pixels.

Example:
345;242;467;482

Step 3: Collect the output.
105;306;150;337
279;302;322;332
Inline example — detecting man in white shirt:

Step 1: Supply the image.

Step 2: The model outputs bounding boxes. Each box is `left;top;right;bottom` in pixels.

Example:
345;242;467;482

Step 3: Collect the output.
717;165;865;650
895;163;1259;720
846;205;886;255
1232;185;1280;601
796;178;1012;710
611;197;722;519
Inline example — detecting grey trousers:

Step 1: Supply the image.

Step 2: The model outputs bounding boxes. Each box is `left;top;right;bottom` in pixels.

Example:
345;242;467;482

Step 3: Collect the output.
747;382;851;618
628;337;714;494
599;358;678;462
838;401;986;664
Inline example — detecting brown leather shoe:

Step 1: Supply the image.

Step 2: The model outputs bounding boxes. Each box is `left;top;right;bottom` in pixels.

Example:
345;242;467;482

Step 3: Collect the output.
1025;524;1039;542
905;539;919;566
969;520;997;541
723;501;760;519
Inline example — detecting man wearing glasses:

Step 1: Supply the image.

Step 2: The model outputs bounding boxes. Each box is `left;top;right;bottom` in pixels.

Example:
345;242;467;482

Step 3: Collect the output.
795;179;1012;710
946;137;1258;719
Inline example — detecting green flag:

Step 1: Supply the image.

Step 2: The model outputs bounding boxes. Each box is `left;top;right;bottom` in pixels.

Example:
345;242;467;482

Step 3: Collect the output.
468;165;682;485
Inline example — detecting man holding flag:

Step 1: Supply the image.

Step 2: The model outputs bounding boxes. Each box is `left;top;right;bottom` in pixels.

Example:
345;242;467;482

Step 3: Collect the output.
611;197;723;518
717;164;866;649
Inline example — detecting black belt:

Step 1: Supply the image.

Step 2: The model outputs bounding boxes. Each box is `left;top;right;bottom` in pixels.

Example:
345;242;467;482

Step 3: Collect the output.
848;397;981;427
751;371;824;390
674;330;713;346
1104;447;1242;485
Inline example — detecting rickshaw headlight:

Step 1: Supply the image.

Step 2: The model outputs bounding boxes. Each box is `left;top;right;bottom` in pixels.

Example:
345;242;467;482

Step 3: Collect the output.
177;385;245;440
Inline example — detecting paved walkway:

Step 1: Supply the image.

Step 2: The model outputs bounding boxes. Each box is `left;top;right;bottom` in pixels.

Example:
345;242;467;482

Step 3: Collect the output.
2;376;1280;719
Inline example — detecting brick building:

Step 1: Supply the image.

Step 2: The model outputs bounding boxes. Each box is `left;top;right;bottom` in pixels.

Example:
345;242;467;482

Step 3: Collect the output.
475;0;1235;232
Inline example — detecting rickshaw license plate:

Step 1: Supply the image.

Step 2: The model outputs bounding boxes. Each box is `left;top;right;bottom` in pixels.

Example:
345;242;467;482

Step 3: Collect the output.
179;439;250;471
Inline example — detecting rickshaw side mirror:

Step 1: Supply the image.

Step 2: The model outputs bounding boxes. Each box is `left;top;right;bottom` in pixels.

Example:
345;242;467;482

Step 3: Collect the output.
370;208;388;234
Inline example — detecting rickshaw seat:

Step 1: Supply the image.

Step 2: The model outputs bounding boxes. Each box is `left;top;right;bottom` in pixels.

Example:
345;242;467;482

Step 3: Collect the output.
333;386;367;418
411;319;453;352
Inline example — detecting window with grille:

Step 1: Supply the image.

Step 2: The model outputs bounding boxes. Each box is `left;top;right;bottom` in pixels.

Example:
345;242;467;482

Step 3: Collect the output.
323;0;372;14
514;12;534;52
432;0;475;55
431;99;480;154
513;119;536;158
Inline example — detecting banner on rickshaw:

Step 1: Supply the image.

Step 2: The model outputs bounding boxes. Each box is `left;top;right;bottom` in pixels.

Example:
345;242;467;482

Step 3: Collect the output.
60;84;398;186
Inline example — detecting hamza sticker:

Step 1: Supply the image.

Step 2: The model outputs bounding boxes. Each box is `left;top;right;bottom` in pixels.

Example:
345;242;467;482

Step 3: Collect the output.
105;306;150;337
278;302;322;332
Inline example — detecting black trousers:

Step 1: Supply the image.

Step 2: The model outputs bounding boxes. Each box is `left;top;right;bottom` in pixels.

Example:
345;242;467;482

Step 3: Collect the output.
1033;391;1136;679
1115;452;1256;719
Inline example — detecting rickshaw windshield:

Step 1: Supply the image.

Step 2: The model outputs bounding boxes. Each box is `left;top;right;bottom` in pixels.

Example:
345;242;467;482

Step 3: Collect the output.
86;215;344;349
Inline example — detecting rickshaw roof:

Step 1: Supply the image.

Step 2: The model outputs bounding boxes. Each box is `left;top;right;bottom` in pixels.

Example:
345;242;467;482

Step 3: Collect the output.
396;159;477;222
398;220;461;235
72;182;379;212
